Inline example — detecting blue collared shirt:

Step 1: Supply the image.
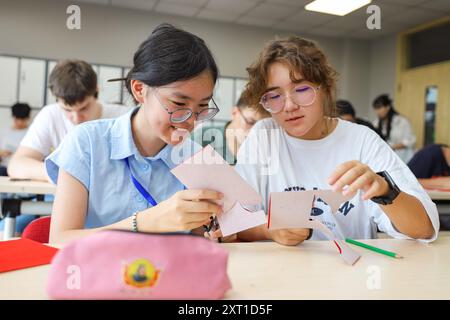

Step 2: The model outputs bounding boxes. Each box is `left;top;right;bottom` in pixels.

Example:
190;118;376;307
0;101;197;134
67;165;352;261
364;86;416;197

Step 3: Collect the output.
45;108;200;229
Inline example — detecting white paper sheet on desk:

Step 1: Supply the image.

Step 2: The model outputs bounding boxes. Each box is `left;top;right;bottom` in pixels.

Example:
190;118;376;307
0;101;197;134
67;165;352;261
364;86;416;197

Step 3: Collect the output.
171;145;265;236
268;190;361;265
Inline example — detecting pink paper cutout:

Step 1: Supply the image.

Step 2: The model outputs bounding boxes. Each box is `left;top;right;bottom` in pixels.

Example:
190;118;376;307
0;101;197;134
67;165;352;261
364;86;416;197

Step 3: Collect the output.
305;219;361;265
171;145;264;235
267;191;313;229
218;202;266;237
268;190;360;265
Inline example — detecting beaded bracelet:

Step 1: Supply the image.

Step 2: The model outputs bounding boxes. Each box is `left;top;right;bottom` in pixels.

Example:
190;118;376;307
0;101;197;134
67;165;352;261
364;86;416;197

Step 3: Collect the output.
132;211;139;232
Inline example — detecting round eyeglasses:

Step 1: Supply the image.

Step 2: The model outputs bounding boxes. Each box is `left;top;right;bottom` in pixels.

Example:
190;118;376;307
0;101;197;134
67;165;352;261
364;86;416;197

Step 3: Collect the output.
259;84;320;114
153;88;220;124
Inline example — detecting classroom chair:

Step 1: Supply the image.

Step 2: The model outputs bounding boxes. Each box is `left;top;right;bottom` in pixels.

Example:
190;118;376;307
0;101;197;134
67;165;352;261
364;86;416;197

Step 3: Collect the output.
21;216;51;243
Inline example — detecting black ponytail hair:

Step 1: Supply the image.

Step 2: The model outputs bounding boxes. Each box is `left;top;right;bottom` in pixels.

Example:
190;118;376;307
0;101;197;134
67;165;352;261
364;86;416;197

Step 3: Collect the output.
373;94;398;141
122;23;218;104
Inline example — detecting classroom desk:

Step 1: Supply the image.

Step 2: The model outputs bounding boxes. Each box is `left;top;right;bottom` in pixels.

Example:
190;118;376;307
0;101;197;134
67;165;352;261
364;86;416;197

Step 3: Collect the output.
420;177;450;216
0;177;56;195
422;177;450;206
0;177;55;240
427;190;450;201
0;237;449;300
426;189;450;217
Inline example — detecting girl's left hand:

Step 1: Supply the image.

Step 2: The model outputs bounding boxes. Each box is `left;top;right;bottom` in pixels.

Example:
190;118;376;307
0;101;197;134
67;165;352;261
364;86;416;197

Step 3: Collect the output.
328;160;389;200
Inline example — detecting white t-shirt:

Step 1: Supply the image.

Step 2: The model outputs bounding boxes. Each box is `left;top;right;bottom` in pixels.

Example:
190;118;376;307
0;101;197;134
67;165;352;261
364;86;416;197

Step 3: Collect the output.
373;114;416;163
20;102;131;157
0;127;28;166
235;118;439;242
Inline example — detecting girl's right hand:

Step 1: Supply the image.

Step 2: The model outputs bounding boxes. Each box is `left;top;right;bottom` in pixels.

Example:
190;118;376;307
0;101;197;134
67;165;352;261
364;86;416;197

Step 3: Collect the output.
140;189;223;232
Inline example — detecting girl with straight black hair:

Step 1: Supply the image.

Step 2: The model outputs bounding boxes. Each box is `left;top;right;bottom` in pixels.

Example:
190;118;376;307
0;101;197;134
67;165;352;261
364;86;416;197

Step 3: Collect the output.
372;94;416;163
45;23;225;242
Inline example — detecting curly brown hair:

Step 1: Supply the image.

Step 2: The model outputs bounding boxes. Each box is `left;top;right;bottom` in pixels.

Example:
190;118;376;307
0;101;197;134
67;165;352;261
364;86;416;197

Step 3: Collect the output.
242;36;338;117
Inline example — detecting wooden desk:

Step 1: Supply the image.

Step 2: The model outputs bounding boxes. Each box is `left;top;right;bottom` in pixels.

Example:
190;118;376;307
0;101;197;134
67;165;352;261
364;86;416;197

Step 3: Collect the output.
427;190;450;201
421;178;450;216
421;177;450;201
0;238;449;300
0;177;56;195
426;189;450;217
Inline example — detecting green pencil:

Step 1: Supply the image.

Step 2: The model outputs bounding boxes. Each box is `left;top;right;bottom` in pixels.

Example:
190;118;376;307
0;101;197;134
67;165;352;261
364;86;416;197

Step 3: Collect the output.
345;238;403;259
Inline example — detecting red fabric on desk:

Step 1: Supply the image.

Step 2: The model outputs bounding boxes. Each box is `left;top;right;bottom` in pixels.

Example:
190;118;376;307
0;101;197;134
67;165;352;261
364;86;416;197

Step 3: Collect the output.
0;238;58;273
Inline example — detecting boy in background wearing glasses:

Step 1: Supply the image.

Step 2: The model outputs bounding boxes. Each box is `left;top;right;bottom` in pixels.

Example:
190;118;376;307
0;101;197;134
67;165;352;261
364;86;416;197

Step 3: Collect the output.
193;94;270;165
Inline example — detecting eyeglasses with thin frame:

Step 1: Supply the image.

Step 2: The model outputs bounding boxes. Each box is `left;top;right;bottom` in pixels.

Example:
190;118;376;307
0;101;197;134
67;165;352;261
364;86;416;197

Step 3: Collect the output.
259;84;321;114
151;87;220;124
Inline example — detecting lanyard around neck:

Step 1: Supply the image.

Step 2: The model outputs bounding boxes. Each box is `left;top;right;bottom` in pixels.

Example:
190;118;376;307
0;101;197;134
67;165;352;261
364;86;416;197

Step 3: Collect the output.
124;157;157;206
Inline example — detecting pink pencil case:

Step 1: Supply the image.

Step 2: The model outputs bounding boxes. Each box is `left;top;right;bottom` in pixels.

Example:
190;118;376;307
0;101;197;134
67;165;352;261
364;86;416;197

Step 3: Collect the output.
47;230;232;300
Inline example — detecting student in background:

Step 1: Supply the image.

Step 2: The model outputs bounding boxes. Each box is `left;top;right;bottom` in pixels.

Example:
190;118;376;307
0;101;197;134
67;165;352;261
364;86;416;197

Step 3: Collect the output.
408;144;450;179
7;60;130;181
336;99;380;136
372;94;416;163
0;103;31;176
193;94;269;164
231;36;437;245
46;24;223;243
0;103;33;238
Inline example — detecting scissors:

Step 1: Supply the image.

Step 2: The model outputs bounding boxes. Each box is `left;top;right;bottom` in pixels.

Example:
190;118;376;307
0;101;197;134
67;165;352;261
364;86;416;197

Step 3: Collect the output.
203;216;219;233
203;216;222;242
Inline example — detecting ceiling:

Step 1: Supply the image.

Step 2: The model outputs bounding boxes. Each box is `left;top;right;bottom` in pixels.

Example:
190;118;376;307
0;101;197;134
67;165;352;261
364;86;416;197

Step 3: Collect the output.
75;0;450;39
